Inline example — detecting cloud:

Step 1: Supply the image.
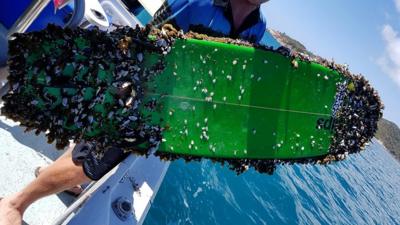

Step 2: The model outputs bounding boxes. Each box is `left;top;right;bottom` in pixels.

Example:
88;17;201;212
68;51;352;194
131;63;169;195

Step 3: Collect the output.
396;0;400;12
378;24;400;87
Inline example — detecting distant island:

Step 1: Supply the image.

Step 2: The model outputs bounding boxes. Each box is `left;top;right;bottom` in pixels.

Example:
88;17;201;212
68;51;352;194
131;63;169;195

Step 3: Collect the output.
269;29;317;58
375;119;400;161
270;29;400;161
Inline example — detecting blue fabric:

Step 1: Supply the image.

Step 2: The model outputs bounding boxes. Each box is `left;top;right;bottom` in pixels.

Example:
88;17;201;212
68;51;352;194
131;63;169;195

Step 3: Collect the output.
0;0;73;31
160;0;281;48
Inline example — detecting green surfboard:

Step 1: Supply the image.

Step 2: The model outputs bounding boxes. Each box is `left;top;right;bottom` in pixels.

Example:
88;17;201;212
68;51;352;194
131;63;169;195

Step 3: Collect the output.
2;25;382;171
147;38;341;160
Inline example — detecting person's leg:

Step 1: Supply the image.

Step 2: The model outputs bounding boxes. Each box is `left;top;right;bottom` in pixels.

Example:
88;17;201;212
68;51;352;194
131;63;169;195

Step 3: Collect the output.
35;166;84;196
35;143;85;196
0;143;91;225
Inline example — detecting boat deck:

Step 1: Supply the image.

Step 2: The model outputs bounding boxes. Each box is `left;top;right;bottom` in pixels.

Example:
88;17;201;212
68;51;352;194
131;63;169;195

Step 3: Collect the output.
0;109;75;225
0;104;170;225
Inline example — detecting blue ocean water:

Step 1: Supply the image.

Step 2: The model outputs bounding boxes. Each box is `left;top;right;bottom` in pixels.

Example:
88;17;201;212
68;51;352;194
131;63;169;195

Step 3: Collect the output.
144;140;400;225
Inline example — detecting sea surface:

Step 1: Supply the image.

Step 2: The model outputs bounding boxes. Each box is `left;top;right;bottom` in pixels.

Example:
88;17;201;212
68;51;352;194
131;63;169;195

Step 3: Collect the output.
144;140;400;225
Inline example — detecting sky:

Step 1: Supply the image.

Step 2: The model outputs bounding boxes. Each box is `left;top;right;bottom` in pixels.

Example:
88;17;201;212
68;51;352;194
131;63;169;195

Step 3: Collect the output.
261;0;400;126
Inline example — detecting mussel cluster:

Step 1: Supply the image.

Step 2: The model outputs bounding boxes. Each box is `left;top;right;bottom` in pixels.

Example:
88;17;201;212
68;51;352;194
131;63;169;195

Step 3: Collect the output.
1;24;383;175
329;76;383;158
2;24;174;152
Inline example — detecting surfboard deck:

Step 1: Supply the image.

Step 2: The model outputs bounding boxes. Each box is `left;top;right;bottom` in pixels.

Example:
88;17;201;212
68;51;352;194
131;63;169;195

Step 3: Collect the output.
1;25;383;173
